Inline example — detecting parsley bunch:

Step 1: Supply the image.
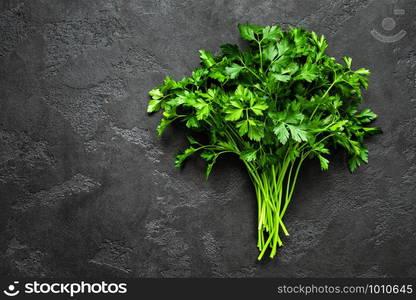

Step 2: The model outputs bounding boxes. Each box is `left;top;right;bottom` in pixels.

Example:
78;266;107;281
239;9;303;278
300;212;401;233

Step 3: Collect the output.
147;24;381;260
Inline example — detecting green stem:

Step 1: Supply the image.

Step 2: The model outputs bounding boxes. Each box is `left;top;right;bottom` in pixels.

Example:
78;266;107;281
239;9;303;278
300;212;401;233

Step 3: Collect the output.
257;227;275;260
239;58;262;82
310;80;337;119
286;160;295;205
264;54;281;74
257;40;263;72
280;154;306;218
246;161;293;259
270;165;282;256
242;140;316;259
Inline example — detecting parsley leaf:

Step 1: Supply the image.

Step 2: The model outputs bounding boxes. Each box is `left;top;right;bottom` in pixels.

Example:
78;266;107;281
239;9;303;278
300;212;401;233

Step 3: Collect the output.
199;50;216;67
273;123;290;144
238;23;257;41
225;63;244;79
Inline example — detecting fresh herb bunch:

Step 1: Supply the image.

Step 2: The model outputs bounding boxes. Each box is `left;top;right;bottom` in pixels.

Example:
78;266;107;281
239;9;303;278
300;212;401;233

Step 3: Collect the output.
147;24;381;260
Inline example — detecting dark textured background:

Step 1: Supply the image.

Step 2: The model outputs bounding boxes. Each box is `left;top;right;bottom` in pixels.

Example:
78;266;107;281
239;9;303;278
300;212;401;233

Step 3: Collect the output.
0;0;415;278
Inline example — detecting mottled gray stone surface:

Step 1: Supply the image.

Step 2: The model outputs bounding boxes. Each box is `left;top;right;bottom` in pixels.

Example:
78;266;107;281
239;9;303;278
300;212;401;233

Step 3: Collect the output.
0;0;415;278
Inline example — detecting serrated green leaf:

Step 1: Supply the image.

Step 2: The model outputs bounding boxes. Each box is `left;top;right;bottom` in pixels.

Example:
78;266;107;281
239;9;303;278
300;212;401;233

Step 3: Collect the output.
359;147;368;163
149;88;163;99
178;91;197;107
206;88;218;100
177;77;193;88
147;99;162;113
318;154;329;170
225;63;244;79
163;76;179;89
175;147;197;168
343;57;352;69
287;124;309;142
281;62;299;75
330;120;348;131
285;111;303;124
349;140;362;155
238;24;256;41
355;68;371;76
270;56;291;73
273;123;289;144
156;118;175;136
294;63;319;82
292;27;307;47
166;97;183;106
263;45;278;61
272;74;291;82
201;151;216;161
234;85;251;100
229;100;243;108
205;160;216;179
314;143;330;154
362;127;382;136
262;26;281;41
209;70;227;83
192;68;208;83
236;119;249;136
277;39;290;56
357;109;377;123
162;106;177;118
194;101;211;120
225;107;244;121
251;103;268;116
240;149;257;162
269;111;286;122
348;155;361;172
199;50;216;67
220;44;240;59
248;122;264;141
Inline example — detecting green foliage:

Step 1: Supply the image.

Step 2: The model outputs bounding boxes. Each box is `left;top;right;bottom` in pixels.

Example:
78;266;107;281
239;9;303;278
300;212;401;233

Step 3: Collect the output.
147;23;381;260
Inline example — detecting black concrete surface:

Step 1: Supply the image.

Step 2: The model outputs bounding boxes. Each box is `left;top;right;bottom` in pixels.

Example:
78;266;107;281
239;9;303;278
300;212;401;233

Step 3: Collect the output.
0;0;415;277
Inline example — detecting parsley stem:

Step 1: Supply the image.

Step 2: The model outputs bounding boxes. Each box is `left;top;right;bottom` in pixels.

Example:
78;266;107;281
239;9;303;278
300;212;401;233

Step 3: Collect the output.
246;161;296;258
257;40;263;72
246;162;291;257
239;58;262;82
258;227;275;260
310;80;337;119
281;155;306;218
